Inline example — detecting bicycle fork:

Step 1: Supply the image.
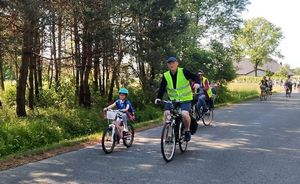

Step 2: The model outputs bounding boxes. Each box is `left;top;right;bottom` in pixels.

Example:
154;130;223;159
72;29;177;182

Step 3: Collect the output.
109;124;116;142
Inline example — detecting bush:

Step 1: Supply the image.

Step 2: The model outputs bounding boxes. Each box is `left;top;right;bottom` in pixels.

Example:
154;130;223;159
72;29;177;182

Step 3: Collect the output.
135;105;162;122
1;82;17;107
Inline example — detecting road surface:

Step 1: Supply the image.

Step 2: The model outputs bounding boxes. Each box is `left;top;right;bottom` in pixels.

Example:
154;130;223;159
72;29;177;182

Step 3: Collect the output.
1;93;300;184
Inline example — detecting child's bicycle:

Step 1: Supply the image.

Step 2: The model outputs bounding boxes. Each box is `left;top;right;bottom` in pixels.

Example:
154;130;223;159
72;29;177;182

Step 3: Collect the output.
102;109;134;154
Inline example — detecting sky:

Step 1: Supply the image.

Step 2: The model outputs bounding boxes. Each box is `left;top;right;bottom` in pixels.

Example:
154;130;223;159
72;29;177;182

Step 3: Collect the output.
242;0;300;68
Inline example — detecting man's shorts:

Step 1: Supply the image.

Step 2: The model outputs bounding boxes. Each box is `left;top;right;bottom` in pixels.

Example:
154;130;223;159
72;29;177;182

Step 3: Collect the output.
165;101;191;112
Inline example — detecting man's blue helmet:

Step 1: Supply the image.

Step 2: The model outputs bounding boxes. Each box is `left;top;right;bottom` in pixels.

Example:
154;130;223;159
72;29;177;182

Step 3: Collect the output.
119;88;129;95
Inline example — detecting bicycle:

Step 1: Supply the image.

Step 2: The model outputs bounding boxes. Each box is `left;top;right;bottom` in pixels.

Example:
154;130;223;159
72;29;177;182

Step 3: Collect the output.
157;100;189;162
260;86;268;101
192;93;214;126
285;85;292;98
102;109;134;154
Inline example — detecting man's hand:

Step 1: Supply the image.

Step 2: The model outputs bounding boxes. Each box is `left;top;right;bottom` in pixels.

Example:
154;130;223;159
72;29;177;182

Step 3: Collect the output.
103;107;108;111
121;109;127;112
155;98;161;104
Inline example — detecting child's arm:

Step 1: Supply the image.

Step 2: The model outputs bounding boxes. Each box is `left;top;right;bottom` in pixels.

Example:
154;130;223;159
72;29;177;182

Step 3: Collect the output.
121;104;130;112
103;103;116;111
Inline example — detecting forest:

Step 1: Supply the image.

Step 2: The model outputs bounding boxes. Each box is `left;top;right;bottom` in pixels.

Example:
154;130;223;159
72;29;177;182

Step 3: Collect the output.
0;0;250;157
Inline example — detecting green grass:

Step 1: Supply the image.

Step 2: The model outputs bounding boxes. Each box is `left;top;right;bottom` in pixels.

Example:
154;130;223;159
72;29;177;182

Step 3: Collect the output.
0;105;162;158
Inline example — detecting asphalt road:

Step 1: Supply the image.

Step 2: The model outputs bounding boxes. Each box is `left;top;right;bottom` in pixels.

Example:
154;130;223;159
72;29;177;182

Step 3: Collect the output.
1;92;300;184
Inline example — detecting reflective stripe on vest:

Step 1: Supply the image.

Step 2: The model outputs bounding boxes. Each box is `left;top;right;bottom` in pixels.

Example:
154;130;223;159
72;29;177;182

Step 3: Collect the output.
164;68;193;101
202;76;213;98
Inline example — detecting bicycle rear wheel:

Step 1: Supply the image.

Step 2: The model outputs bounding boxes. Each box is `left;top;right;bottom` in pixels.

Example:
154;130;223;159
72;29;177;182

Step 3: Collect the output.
161;123;176;162
102;127;116;154
123;124;134;147
203;108;214;126
178;122;188;152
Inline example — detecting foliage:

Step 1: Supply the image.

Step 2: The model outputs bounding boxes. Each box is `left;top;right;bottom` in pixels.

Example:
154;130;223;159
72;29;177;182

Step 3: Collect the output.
233;17;284;76
181;41;236;82
274;64;291;77
0;0;255;157
292;67;300;75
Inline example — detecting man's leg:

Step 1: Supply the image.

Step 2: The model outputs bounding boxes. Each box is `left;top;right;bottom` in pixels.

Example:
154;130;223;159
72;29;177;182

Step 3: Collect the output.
164;110;171;122
197;94;207;111
181;110;191;132
181;102;192;141
163;102;172;122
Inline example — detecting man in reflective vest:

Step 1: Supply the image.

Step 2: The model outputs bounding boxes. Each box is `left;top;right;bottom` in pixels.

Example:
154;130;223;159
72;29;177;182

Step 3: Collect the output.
155;56;199;142
197;70;213;113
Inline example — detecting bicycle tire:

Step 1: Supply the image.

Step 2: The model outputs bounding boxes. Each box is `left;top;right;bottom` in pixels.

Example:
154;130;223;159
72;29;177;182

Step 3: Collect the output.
161;123;176;162
123;124;134;147
102;127;116;154
203;108;214;126
178;122;188;152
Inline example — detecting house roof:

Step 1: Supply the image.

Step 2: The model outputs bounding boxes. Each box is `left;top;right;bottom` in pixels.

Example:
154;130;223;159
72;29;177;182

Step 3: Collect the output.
235;58;282;75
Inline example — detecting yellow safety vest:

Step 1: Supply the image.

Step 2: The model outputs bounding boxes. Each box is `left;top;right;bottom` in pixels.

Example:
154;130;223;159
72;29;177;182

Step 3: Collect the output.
202;76;213;98
164;68;193;101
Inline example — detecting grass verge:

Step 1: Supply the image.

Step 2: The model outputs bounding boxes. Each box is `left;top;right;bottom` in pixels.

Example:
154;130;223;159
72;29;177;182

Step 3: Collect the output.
0;118;162;171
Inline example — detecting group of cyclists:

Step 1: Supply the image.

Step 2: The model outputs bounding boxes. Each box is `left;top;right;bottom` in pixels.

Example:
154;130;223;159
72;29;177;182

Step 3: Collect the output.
259;74;299;99
102;56;216;155
259;76;273;100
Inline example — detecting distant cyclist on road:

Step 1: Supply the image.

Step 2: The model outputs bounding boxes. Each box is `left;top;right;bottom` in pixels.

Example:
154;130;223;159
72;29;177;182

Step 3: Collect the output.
268;77;273;95
155;56;199;142
284;75;293;96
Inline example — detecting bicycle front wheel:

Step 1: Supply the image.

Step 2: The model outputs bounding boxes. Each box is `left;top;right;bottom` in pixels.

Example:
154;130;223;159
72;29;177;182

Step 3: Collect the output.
161;123;176;162
102;127;116;154
178;122;188;152
203;109;214;126
123;124;134;147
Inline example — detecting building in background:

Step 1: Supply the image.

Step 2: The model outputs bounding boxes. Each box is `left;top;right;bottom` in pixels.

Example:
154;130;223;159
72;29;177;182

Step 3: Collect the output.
235;58;282;76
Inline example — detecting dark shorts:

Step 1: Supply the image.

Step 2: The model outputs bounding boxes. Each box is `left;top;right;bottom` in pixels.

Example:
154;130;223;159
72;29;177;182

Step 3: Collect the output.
165;101;191;112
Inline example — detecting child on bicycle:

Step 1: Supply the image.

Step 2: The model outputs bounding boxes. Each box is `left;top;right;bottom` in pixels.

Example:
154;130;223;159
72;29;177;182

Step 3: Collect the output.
103;88;135;136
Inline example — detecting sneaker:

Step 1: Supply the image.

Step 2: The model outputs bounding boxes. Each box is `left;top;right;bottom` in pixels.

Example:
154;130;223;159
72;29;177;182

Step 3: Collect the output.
205;110;210;115
184;131;191;142
204;108;209;113
123;131;128;137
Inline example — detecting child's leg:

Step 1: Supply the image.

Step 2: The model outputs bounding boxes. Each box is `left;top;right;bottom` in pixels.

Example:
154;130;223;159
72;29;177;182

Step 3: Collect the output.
121;113;128;132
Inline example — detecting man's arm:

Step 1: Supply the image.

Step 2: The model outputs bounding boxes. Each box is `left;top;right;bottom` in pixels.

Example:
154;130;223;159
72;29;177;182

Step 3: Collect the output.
183;68;199;83
157;76;167;100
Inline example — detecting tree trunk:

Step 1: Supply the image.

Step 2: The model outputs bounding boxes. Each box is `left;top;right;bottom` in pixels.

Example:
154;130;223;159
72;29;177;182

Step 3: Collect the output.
28;52;34;110
0;48;4;91
34;29;41;99
16;18;33;117
93;44;100;92
51;13;58;92
254;61;258;77
56;14;62;92
79;22;92;107
73;15;80;100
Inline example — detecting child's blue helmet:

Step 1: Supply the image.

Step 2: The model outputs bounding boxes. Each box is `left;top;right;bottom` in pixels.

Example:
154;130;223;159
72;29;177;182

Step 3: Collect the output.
119;88;129;95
